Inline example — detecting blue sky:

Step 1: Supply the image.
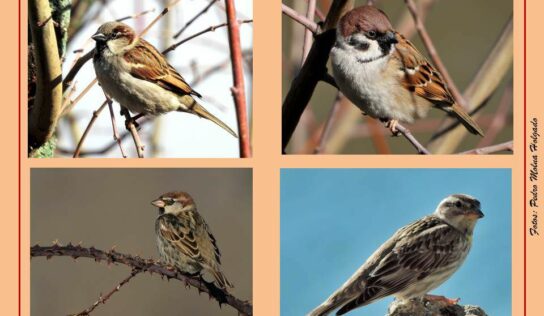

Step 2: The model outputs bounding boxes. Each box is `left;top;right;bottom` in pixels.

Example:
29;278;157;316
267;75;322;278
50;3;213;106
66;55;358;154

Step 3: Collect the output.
281;169;511;316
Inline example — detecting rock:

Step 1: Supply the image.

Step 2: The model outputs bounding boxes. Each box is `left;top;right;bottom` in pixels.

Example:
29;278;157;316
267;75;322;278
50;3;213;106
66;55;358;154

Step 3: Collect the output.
386;297;488;316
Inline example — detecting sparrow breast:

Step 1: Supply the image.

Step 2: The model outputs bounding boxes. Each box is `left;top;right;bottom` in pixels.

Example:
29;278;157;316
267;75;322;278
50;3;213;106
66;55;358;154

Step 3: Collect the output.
93;47;181;115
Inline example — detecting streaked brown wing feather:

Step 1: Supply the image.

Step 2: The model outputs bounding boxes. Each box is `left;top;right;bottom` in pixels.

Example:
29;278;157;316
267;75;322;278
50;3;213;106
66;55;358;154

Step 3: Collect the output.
124;39;201;97
394;33;455;106
158;215;202;261
337;217;464;315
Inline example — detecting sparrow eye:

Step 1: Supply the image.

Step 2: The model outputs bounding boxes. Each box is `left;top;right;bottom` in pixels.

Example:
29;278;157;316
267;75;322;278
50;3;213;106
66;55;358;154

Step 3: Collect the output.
164;198;175;206
366;31;377;39
455;201;462;208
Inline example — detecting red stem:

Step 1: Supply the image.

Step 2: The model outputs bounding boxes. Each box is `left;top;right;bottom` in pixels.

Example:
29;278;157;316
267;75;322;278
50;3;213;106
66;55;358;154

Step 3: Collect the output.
225;0;251;157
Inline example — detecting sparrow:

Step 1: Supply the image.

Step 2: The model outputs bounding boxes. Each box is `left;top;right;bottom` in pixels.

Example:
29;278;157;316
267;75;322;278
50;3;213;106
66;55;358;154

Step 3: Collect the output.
92;22;237;137
330;6;484;136
308;194;484;316
151;191;233;289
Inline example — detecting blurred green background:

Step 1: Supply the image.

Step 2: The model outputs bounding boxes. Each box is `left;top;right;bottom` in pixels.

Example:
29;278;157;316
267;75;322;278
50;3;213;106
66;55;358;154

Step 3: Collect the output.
31;168;252;315
282;0;513;154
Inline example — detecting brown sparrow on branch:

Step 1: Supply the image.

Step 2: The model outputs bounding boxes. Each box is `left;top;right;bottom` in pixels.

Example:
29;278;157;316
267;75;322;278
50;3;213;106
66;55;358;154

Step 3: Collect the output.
152;191;233;289
92;22;237;137
330;6;484;136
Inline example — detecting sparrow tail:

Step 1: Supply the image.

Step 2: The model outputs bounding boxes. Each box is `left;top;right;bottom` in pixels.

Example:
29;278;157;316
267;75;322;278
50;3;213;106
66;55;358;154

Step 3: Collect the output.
449;103;485;137
184;98;238;138
211;268;234;289
307;300;343;316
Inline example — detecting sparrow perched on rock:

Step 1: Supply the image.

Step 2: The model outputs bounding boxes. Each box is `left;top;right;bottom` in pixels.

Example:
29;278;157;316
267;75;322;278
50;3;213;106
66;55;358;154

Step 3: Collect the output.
92;22;237;137
308;194;484;316
151;191;233;289
330;6;484;136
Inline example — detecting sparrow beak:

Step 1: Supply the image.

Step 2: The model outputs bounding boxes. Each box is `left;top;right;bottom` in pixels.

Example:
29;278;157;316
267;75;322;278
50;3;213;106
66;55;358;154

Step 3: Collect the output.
384;31;397;44
92;32;107;42
151;199;165;208
470;208;484;219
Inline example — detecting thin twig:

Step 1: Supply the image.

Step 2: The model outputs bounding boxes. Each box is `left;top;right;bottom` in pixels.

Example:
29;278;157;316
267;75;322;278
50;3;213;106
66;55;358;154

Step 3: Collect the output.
116;8;156;22
301;0;317;64
106;98;127;158
404;0;465;108
477;83;512;148
62;50;94;93
173;0;220;38
74;269;140;315
458;140;513;155
163;19;253;55
394;123;430;154
282;3;319;34
31;244;252;315
121;109;145;158
315;93;342;154
225;0;251;157
73;100;108;158
428;16;513;153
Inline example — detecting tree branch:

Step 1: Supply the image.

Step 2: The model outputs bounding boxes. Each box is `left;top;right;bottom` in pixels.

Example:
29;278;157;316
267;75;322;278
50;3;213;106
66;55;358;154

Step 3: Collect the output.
428;16;513;153
282;0;354;152
28;0;63;154
458;140;513;155
282;4;319;34
173;0;220;38
394;123;430;154
74;269;140;315
31;244;253;315
225;0;252;158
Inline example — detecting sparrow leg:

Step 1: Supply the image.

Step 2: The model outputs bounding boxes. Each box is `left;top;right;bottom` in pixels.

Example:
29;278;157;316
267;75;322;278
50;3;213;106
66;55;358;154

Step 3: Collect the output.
382;119;399;136
120;108;141;130
424;294;460;306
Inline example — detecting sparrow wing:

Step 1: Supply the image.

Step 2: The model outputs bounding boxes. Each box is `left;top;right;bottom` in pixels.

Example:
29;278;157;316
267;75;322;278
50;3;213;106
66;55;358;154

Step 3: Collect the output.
393;34;484;136
157;214;202;262
124;39;202;97
336;216;467;315
394;33;455;105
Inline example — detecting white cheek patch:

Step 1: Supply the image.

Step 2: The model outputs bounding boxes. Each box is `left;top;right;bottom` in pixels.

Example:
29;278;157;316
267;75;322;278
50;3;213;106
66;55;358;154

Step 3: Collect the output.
349;36;385;63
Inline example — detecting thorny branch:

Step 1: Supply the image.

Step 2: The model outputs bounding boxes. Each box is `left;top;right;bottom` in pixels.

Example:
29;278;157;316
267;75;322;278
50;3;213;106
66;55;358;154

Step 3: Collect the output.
31;244;252;315
74;269;139;315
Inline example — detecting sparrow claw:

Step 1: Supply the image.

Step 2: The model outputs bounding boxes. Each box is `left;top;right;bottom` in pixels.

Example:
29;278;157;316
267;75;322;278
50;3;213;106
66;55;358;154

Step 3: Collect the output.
424;294;460;306
385;119;400;136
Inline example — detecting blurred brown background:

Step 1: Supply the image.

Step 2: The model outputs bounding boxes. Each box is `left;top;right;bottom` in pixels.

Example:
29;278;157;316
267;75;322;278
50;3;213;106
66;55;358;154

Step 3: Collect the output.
31;168;252;315
283;0;513;154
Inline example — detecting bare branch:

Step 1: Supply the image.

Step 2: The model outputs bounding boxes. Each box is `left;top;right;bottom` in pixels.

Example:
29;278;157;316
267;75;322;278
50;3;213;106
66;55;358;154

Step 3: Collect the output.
282;3;319;34
301;0;317;64
74;269;140;315
29;0;63;153
225;0;252;157
282;0;354;152
404;0;465;108
428;16;513;153
458;140;513;155
106;98;127;158
31;244;252;315
173;0;220;38
121;109;145;158
163;19;253;55
73;100;108;158
394;123;430;154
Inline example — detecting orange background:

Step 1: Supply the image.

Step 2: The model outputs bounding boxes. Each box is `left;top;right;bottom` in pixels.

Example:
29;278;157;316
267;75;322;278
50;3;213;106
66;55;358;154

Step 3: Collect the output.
0;0;535;315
